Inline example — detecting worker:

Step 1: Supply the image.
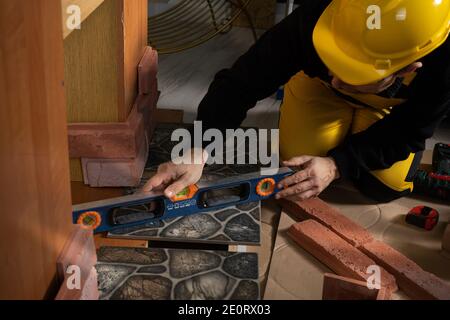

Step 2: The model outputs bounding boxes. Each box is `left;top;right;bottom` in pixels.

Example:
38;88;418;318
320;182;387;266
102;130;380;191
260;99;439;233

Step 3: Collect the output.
144;0;450;203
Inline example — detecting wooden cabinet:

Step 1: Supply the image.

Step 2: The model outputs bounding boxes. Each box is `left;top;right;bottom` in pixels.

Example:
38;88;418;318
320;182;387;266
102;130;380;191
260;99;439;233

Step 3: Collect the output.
0;0;156;299
0;0;73;299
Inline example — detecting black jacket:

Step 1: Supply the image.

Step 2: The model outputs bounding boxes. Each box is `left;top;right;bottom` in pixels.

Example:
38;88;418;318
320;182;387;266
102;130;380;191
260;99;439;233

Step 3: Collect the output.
197;0;450;179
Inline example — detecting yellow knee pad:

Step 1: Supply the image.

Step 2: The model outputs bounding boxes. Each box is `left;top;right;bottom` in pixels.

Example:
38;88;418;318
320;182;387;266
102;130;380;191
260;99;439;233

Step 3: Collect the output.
369;154;416;192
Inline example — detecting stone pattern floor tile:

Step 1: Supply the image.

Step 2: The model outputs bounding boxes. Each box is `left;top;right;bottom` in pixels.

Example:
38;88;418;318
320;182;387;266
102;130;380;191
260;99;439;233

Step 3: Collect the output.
96;247;259;300
135;123;264;190
108;202;261;245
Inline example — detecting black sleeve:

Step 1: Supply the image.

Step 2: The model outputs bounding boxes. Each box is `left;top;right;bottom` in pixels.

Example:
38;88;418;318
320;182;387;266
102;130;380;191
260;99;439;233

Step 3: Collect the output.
197;0;330;130
328;40;450;179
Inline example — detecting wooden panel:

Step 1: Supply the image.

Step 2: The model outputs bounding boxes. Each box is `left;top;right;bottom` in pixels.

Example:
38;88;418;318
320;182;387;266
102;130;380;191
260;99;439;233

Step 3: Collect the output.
71;182;124;205
64;0;122;123
122;0;148;121
64;0;148;123
155;109;184;124
61;0;105;39
94;234;148;249
70;158;84;182
0;0;73;299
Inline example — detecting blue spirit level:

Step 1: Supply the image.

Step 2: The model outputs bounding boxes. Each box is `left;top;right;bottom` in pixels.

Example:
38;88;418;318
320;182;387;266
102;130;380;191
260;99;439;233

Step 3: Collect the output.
72;168;293;233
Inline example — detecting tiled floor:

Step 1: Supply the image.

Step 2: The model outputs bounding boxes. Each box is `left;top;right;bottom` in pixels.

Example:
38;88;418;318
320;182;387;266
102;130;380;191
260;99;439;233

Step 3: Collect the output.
133;123;262;192
97;247;259;300
138;123;262;185
108;201;262;245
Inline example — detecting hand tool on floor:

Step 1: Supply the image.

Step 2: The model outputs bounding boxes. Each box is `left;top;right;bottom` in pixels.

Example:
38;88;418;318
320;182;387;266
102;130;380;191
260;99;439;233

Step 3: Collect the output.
405;206;439;231
73;168;293;233
432;142;450;175
414;143;450;200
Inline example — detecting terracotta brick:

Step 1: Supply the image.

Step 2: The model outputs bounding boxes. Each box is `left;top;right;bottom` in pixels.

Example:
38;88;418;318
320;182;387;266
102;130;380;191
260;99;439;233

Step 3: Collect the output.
138;46;158;95
80;267;100;300
280;198;373;247
288;220;397;293
68;125;138;159
55;281;81;300
78;89;158;187
82;134;148;187
376;287;392;300
56;267;99;300
443;224;450;254
322;273;388;300
361;240;450;300
136;84;159;139
57;225;97;285
68;92;155;159
56;226;98;300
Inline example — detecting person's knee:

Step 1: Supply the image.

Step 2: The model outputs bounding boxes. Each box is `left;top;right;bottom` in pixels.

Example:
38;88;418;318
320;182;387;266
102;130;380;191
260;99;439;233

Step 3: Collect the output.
353;153;421;202
354;171;411;203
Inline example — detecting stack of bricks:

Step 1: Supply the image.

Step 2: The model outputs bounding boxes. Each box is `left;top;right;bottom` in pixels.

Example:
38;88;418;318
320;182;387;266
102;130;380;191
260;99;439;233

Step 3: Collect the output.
280;198;450;300
68;46;159;187
55;225;99;300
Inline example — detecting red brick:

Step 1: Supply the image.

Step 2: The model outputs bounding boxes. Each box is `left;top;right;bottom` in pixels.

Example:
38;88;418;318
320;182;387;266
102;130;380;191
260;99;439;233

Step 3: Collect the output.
80;267;100;300
376;287;392;300
288;220;397;293
56;225;98;300
67;93;153;159
56;267;99;300
280;198;373;247
81;133;148;187
361;240;450;300
138;46;158;95
57;225;97;285
55;282;81;300
68;125;137;159
322;273;387;300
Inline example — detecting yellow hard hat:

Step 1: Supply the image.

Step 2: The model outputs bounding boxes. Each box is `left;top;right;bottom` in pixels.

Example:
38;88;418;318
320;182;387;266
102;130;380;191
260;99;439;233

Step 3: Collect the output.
313;0;450;85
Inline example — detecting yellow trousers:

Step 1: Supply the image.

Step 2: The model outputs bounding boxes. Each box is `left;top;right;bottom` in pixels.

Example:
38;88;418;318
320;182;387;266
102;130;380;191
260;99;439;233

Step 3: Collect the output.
280;72;418;196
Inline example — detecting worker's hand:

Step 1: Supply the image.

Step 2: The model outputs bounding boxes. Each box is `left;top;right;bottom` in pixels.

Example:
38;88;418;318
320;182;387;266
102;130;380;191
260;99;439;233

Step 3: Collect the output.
141;148;207;198
275;156;340;201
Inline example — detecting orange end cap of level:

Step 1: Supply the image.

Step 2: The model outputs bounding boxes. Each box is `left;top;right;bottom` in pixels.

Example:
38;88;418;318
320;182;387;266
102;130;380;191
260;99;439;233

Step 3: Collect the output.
256;178;276;197
170;185;199;202
77;211;102;231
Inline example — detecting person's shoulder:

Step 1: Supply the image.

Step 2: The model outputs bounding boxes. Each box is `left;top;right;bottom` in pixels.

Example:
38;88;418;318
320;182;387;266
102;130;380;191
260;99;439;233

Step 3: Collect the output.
425;35;450;62
438;35;450;53
429;36;450;91
288;0;332;32
301;0;331;13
